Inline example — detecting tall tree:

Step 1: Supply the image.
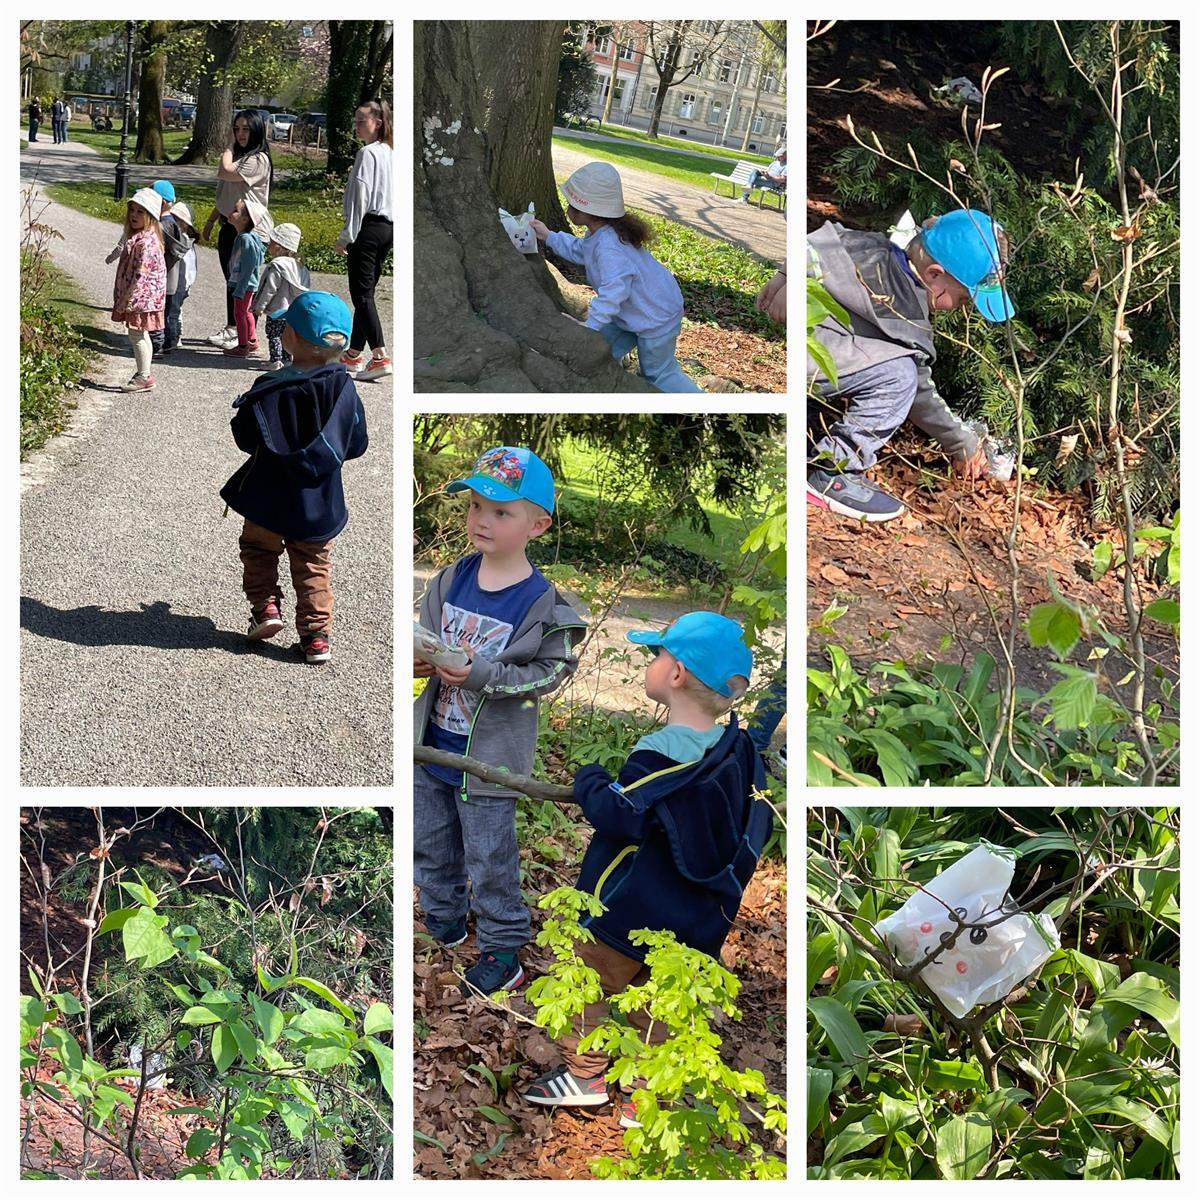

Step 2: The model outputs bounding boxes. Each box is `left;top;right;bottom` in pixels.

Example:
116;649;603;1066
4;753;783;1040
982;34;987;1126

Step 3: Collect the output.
133;20;169;163
414;21;653;393
173;21;246;164
739;29;784;152
597;20;640;124
326;21;394;175
644;20;731;138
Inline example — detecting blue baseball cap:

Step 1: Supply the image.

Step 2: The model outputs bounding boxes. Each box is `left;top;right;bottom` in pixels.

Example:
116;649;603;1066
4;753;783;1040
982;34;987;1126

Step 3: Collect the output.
627;611;752;697
923;208;1015;323
447;446;555;514
284;291;351;349
152;179;176;203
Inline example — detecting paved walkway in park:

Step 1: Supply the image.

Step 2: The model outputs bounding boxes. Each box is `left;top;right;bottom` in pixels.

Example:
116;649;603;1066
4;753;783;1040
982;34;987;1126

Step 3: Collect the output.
550;141;786;263
20;136;393;787
552;124;776;169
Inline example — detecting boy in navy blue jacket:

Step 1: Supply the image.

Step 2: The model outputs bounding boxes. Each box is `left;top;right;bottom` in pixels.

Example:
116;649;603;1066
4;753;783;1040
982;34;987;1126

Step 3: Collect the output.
523;611;772;1123
220;291;367;664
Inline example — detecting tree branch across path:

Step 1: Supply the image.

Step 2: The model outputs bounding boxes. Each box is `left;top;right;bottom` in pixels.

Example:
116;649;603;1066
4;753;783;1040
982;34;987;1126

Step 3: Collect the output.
414;745;575;803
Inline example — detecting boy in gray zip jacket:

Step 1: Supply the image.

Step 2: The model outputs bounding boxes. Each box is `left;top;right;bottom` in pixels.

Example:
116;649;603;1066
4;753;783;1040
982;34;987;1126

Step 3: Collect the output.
807;207;1015;522
414;446;586;997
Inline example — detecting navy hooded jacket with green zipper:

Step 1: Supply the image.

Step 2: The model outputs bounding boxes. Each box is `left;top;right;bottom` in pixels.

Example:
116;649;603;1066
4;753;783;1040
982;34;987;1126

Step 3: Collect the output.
573;715;771;963
219;363;367;543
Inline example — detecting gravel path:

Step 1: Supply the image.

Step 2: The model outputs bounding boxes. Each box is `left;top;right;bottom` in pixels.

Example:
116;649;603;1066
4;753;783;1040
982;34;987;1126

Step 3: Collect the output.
550;142;786;262
20;138;393;786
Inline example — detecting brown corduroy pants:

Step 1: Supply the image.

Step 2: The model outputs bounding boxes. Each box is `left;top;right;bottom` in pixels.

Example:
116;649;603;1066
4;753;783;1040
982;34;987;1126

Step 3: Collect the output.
238;518;334;634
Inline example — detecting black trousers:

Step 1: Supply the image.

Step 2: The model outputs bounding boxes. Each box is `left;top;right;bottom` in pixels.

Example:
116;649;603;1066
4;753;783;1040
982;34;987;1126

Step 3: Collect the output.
346;215;392;352
218;217;237;327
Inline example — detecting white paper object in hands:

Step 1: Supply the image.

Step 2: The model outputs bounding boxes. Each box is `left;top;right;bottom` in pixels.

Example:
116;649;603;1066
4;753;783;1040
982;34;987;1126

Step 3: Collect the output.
874;843;1060;1018
414;622;470;669
499;202;539;254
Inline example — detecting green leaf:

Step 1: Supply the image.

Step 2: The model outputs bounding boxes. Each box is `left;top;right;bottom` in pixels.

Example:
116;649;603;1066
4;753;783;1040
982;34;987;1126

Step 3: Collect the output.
229;1019;257;1064
186;1128;218;1159
363;1002;393;1035
476;1104;514;1126
305;1045;350;1070
365;1035;393;1100
1097;972;1179;1047
211;1024;237;1074
1144;598;1180;626
824;1113;887;1166
288;976;355;1019
249;994;284;1046
937;1112;993;1180
291;1008;347;1036
121;907;177;969
414;1128;447;1152
808;996;869;1086
807;1066;833;1134
181;1006;223;1026
97;907;138;935
1027;601;1082;658
49;992;83;1016
924;1059;987;1091
1046;670;1098;729
1091;540;1114;580
860;729;916;787
119;879;159;909
20;995;47;1042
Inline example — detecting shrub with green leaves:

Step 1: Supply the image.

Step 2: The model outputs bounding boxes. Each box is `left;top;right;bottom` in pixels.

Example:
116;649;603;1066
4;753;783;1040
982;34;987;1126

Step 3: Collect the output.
808;806;1180;1180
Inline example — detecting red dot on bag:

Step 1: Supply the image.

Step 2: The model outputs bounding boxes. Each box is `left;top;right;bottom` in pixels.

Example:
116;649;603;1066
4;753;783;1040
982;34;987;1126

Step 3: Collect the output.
956;961;968;974
920;921;933;933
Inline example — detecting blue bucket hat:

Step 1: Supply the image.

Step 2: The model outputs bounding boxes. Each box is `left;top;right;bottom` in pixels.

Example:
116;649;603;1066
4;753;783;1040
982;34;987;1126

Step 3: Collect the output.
447;446;555;515
627;611;752;697
923;208;1015;323
284;291;351;348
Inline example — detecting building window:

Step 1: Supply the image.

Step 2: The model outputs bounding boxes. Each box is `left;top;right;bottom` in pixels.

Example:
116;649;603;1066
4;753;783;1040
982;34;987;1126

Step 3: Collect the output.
752;110;765;133
779;122;786;142
762;67;776;94
619;40;635;62
709;100;721;124
690;49;704;78
597;77;626;108
718;59;733;83
645;85;658;110
595;35;611;56
679;93;696;119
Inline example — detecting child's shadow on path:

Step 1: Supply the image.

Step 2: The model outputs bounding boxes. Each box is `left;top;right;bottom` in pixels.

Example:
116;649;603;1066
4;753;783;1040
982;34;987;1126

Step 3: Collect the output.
21;597;296;660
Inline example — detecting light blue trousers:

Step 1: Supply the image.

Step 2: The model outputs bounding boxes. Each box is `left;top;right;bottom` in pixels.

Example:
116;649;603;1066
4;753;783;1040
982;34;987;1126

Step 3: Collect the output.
598;322;703;393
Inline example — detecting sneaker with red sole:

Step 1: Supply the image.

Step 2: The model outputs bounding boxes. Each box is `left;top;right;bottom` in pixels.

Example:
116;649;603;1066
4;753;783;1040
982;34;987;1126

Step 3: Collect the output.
358;354;392;382
223;343;257;358
618;1099;643;1129
339;350;365;373
298;631;331;664
523;1065;610;1109
120;374;155;392
247;600;284;641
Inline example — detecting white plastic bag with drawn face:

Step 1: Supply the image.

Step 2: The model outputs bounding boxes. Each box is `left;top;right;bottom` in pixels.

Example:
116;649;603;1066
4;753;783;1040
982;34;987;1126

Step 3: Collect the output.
499;202;538;255
874;843;1059;1018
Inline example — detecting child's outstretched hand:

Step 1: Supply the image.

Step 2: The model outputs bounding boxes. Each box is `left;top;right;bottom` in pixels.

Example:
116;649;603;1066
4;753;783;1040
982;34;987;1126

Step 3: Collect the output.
433;639;474;687
413;656;435;678
529;218;550;243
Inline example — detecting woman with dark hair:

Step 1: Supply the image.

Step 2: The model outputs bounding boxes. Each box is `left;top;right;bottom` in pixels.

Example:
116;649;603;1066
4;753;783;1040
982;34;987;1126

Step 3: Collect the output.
202;109;274;349
336;98;393;380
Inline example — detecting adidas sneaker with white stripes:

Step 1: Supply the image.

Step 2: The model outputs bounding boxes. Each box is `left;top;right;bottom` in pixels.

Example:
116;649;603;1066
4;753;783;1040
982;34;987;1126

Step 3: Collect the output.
523;1064;610;1108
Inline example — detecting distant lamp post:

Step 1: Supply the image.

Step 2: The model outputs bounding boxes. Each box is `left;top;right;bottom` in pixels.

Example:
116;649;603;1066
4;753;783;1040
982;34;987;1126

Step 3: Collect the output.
113;20;135;200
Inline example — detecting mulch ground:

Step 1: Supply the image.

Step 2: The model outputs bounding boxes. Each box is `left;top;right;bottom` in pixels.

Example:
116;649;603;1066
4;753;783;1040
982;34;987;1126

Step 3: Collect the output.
413;852;787;1180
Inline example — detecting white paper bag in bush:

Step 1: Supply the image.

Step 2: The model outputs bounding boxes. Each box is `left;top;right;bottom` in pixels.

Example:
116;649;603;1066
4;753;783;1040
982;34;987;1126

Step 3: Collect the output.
499;203;538;255
875;843;1059;1018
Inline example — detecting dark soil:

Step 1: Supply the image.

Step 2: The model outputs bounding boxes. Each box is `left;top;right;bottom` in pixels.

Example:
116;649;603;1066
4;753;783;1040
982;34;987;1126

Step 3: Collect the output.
807;21;1081;232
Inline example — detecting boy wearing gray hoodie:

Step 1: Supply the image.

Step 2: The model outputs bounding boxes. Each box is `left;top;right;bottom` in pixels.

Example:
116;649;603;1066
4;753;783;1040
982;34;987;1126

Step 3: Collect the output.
253;222;311;370
413;447;585;997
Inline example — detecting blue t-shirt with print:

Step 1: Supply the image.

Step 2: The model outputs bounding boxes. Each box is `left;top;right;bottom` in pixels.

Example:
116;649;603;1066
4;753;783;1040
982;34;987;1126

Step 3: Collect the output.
423;552;551;788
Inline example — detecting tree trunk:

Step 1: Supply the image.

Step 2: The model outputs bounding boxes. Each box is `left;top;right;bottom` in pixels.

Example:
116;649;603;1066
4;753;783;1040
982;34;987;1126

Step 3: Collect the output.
326;21;372;176
601;32;621;124
414;21;655;394
361;20;393;105
740;62;766;152
173;21;245;164
133;20;167;164
647;22;685;138
484;20;568;230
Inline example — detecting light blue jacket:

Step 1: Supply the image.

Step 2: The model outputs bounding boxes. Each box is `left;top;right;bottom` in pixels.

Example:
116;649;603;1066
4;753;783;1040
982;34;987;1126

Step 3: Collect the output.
546;224;684;336
228;231;266;299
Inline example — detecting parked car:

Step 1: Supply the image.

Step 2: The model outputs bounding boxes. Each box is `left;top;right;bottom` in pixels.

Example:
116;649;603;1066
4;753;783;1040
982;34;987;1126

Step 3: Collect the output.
271;112;299;140
293;112;327;145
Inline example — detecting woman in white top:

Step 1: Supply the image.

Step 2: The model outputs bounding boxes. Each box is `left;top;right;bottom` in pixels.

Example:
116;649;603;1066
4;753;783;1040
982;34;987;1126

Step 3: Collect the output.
202;109;274;348
337;99;393;381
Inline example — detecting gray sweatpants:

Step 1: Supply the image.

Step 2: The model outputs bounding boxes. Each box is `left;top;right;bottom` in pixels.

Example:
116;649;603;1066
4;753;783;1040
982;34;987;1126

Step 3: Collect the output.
413;766;531;953
811;356;919;472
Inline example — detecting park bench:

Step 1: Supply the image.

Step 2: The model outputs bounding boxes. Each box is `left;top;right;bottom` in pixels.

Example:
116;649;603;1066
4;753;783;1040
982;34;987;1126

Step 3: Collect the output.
710;160;787;212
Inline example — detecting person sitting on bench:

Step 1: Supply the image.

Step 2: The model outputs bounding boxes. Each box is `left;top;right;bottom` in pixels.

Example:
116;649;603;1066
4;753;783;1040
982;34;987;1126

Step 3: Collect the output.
734;145;786;205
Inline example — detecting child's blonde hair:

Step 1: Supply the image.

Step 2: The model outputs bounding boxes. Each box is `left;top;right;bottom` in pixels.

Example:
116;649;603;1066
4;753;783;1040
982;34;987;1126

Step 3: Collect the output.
304;332;348;363
680;669;749;718
125;202;164;250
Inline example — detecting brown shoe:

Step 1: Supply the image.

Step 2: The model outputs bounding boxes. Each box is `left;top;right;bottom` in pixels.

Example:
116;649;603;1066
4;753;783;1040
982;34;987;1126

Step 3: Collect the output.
223;343;257;357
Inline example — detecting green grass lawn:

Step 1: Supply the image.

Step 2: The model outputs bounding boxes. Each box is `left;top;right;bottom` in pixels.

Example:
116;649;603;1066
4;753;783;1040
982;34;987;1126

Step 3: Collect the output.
552;132;785;208
42;176;391;277
60;126;327;171
590;122;773;165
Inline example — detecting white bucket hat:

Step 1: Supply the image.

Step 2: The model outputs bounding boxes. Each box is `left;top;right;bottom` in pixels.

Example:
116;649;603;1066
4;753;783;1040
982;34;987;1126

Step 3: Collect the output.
166;201;194;231
561;162;625;219
129;187;163;220
243;196;271;235
271;222;302;252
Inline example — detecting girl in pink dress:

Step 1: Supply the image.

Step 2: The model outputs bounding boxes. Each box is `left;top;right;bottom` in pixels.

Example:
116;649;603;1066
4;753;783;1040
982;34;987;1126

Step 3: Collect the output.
111;188;167;393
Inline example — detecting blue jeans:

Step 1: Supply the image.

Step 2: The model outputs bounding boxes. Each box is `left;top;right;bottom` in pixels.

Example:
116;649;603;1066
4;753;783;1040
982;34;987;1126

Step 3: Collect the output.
811;356;919;472
413;766;531;953
598;322;702;393
163;286;188;350
747;647;787;752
